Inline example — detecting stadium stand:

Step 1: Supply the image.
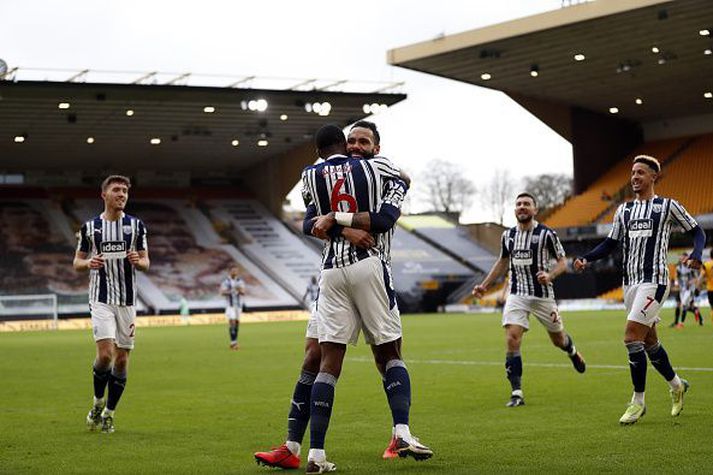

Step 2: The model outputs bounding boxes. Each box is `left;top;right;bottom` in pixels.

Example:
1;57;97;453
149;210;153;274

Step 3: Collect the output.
206;199;321;302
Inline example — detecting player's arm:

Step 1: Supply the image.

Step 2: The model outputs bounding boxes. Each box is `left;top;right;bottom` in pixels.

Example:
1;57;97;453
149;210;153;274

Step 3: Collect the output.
237;281;246;295
538;230;567;284
472;257;509;298
574;205;624;271
73;223;104;271
670;200;706;269
127;220;150;271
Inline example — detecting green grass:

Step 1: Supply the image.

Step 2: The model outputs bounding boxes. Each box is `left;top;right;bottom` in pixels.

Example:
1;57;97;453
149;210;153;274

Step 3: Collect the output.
1;310;712;474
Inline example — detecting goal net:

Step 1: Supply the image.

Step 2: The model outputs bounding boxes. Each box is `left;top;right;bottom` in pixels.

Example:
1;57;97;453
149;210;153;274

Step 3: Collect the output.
0;294;59;327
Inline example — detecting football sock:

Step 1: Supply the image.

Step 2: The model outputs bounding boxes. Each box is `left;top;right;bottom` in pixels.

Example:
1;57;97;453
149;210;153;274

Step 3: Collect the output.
106;369;127;411
229;325;238;344
646;342;680;388
287;370;316;446
626;341;647;394
674;306;680;324
561;334;577;356
384;359;411;426
309;372;337;450
681;309;688;323
92;361;111;401
505;351;523;392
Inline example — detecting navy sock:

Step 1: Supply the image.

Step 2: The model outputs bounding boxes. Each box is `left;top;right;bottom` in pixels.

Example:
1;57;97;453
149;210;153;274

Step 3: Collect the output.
681;309;688;323
561;334;576;356
229;326;238;343
674;306;680;324
92;363;111;400
505;352;522;392
287;370;316;444
384;360;411;426
106;370;127;411
309;372;337;450
646;342;676;382
626;341;647;393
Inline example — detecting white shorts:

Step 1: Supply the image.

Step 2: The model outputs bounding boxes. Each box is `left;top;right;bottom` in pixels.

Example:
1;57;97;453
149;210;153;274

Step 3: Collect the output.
317;256;401;346
680;287;695;307
225;306;241;321
624;283;669;327
90;302;136;350
502;294;564;333
305;302;319;340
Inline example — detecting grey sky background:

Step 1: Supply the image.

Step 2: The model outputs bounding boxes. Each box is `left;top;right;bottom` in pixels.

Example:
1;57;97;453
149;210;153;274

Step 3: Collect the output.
2;0;574;224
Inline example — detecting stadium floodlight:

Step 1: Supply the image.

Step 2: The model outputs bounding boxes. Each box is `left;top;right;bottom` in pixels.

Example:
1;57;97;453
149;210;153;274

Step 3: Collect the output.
126;109;134;116
312;102;322;114
699;29;710;36
704;92;712;99
651;46;660;53
370;102;379;114
248;100;258;111
203;106;215;113
58;102;70;109
609;107;619;114
635;98;643;105
150;137;161;145
14;134;26;143
480;72;492;80
362;104;370;114
86;137;95;144
255;99;268;112
378;104;389;113
231;139;239;146
280;114;288;121
574;54;586;61
318;102;331;116
529;65;539;77
257;139;268;147
304;103;313;113
705;49;712;56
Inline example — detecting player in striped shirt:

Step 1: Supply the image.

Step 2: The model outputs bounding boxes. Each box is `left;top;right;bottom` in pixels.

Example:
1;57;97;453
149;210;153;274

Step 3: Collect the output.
574;155;706;424
220;267;246;350
73;175;149;433
472;192;586;408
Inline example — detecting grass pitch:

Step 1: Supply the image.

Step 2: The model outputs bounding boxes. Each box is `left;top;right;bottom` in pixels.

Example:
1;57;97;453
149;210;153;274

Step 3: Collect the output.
1;310;712;474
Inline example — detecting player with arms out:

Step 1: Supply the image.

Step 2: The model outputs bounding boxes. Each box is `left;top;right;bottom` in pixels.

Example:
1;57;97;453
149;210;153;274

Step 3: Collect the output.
574;155;705;424
473;192;586;407
74;175;149;433
220;266;246;350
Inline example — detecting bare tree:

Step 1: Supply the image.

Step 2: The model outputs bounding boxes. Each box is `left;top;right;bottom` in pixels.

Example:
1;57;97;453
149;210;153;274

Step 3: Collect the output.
480;168;516;225
521;173;573;212
418;159;476;219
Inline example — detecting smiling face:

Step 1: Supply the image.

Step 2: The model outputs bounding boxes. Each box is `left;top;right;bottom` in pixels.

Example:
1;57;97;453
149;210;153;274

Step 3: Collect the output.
515;195;537;224
102;181;129;213
347;127;380;159
630;162;657;195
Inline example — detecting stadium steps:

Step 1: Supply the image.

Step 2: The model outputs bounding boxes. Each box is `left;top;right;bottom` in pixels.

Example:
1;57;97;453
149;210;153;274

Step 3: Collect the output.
598;286;623;302
595;136;699;224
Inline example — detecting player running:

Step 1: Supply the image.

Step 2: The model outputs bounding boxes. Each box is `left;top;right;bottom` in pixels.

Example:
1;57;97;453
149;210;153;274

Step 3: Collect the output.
73;175;150;433
472;192;586;408
574;155;705;425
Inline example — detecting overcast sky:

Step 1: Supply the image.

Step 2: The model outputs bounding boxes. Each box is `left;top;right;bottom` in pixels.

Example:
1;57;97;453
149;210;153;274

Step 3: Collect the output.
2;0;574;224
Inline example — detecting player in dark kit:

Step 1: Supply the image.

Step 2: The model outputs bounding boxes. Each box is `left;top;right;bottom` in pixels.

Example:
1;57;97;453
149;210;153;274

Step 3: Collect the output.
575;155;705;424
73;175;150;433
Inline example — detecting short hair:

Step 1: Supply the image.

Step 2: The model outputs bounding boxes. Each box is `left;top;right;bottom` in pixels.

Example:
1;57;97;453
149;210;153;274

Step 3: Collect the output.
350;120;380;145
516;192;537;207
315;124;346;150
633;155;661;173
709;248;713;260
101;175;131;191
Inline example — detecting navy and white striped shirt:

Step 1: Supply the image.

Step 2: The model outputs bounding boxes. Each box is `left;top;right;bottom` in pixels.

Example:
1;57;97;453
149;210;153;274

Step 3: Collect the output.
301;154;405;270
221;277;245;308
77;213;148;306
500;221;566;299
609;196;697;286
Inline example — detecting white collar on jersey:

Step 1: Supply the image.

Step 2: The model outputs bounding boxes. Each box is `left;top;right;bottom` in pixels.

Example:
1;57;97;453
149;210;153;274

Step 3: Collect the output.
100;211;126;222
516;219;539;232
633;194;658;203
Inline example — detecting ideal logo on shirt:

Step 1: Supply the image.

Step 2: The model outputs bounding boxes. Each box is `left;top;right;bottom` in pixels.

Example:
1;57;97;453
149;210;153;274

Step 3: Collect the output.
512;249;533;266
101;240;127;259
628;219;653;238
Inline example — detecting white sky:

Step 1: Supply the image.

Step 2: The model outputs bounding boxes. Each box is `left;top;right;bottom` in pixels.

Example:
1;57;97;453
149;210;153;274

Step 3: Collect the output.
1;0;574;224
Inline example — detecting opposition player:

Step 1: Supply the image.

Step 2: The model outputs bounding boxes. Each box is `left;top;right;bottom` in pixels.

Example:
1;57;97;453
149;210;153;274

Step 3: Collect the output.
675;253;702;327
73;175;150;433
574;155;705;425
220;266;246;350
702;249;713;323
254;124;420;471
472;193;586;407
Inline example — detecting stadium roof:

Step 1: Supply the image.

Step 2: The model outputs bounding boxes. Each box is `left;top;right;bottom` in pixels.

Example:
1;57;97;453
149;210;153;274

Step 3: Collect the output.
388;0;713;137
0;71;405;172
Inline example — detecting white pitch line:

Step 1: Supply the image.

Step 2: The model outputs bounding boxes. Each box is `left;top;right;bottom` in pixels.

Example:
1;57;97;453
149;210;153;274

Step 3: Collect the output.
348;356;713;372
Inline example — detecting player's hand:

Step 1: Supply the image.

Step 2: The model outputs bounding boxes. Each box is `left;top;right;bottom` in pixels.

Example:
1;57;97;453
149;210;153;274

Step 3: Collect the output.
89;254;105;269
312;214;336;240
536;271;552;284
342;228;375;249
472;283;487;298
684;257;702;270
573;257;587;272
127;251;141;267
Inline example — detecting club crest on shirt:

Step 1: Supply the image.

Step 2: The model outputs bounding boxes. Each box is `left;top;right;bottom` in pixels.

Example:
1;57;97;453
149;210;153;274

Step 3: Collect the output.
652;203;662;213
123;225;133;234
512;249;533;266
628;218;653;238
531;235;540;244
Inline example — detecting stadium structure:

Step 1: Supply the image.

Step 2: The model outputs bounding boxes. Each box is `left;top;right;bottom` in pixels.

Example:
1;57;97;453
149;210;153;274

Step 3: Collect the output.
2;0;712;324
389;0;713;303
